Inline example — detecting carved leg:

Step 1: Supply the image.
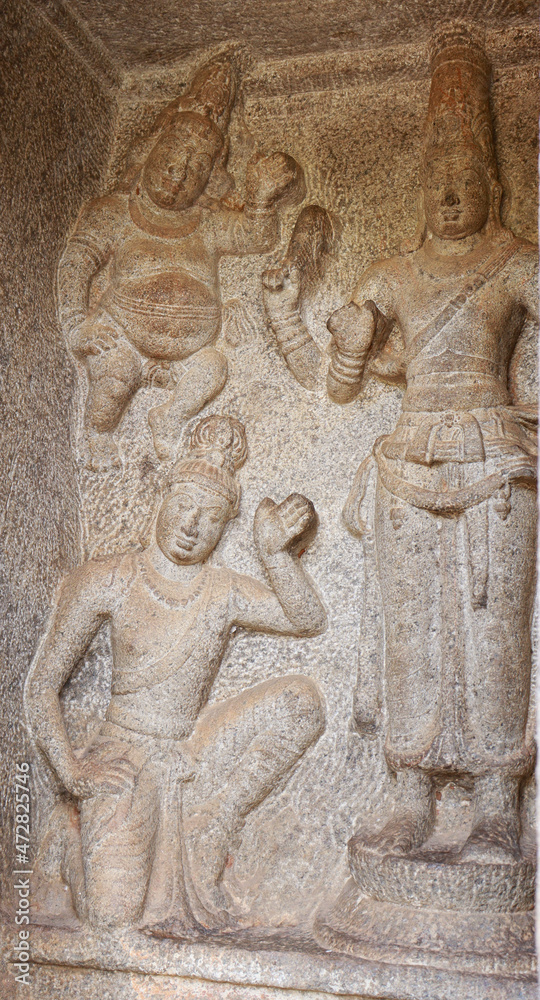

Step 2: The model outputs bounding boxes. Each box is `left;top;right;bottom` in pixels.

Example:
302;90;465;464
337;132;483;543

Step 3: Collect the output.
31;800;84;927
375;484;444;765
79;760;159;929
83;323;143;471
184;675;325;921
462;485;536;772
148;347;228;461
460;772;522;862
357;768;435;856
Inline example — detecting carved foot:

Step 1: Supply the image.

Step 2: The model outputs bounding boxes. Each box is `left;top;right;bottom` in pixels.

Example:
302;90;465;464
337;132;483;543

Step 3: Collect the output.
86;431;121;471
459;816;522;864
356;812;430;857
141;913;203;941
184;795;241;926
31;876;81;930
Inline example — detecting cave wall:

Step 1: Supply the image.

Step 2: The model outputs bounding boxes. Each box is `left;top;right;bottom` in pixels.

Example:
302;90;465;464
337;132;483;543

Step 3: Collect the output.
0;0;118;899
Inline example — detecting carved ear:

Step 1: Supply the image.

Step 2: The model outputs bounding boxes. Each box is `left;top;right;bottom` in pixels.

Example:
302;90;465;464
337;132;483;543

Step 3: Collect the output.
484;178;505;237
400;185;426;254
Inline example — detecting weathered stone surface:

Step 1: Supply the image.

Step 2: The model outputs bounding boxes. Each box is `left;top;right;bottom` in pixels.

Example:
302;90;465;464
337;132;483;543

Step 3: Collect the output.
0;4;538;999
0;0;117;900
1;920;536;1000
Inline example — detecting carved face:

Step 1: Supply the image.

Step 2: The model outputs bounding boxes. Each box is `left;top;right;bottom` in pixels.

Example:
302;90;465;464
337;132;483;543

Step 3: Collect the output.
141;123;218;211
423;157;491;240
156;480;233;564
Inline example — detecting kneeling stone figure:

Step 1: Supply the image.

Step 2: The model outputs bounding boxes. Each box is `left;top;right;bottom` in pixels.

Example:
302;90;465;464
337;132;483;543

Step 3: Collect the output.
25;414;326;934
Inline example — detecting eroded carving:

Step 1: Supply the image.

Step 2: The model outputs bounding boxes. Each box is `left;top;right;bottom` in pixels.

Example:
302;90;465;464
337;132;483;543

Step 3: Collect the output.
25;414;326;933
262;204;333;389
316;24;538;976
57;54;304;469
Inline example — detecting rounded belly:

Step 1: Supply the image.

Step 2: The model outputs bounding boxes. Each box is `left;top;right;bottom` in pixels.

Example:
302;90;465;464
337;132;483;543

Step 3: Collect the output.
104;272;221;360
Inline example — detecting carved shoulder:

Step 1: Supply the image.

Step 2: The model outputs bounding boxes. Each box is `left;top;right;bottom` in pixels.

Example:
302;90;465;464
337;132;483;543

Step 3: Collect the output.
53;551;134;618
25;553;133;702
68;193;129;251
503;236;539;319
351;254;405;319
515;237;539;271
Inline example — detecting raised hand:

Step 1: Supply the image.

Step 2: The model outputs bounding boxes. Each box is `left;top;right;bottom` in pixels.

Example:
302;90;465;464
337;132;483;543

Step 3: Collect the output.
246;152;302;209
254;493;318;559
262;264;301;316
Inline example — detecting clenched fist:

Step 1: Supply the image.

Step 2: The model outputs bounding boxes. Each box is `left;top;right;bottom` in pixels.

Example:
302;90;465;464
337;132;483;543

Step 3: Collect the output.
327;300;378;355
262;263;301;316
254;493;318;560
246;152;304;209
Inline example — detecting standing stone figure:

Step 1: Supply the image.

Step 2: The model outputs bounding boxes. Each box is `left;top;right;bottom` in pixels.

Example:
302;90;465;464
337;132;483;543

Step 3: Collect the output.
57;54;303;469
314;25;537;976
330;24;537;865
25;415;326;933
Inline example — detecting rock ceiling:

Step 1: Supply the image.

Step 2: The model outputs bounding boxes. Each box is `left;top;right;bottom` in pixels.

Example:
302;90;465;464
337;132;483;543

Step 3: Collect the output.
57;0;537;67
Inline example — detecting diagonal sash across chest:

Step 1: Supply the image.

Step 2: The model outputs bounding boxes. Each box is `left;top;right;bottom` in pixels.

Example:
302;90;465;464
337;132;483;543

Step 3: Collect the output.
402;237;521;369
112;565;222;695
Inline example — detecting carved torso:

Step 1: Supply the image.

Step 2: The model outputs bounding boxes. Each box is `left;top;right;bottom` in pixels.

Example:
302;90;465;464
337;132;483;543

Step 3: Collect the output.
99;196;222;360
366;236;538;412
104;553;234;739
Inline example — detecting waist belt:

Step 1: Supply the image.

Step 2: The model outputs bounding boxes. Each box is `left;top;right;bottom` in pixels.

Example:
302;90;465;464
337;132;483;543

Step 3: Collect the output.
107;288;220;321
374;438;536;514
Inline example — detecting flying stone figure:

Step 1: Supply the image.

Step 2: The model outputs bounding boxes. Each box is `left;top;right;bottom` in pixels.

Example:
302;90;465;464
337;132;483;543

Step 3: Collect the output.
57;55;304;469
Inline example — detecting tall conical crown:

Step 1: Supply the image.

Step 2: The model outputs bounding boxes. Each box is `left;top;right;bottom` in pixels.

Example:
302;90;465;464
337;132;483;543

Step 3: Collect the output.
121;54;238;189
153;54;237;148
178;55;237;136
423;24;497;182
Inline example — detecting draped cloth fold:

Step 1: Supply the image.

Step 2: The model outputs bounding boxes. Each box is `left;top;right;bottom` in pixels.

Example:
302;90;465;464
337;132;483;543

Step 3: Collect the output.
78;721;216;930
344;402;537;777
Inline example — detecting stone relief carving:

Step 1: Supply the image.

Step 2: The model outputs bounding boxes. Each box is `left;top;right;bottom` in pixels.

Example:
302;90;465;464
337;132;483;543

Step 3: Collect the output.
57;54;304;470
314;24;538;976
262;204;334;389
25;415;326;932
10;16;538;1000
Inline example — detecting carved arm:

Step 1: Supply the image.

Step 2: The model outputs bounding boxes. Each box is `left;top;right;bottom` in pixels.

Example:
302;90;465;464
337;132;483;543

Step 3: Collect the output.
326;300;378;403
214;152;303;257
262;265;321;389
56;197;119;354
252;494;327;636
24;560;134;799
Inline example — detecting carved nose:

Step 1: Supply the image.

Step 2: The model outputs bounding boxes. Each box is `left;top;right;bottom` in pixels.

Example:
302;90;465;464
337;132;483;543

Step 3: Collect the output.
444;190;459;206
184;507;200;534
167;162;187;187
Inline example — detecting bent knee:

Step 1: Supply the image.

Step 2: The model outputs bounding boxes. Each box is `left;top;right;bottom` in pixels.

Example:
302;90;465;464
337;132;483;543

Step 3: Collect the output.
279;674;326;742
192;347;228;388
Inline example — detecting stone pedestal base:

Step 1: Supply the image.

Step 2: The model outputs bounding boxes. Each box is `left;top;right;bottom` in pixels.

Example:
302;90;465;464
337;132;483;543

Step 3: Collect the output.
349;835;536;912
314;877;536;980
1;919;536;1000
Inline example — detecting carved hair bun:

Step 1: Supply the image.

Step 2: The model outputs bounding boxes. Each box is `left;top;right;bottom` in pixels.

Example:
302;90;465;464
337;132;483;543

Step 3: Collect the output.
189;415;248;473
168;416;247;514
